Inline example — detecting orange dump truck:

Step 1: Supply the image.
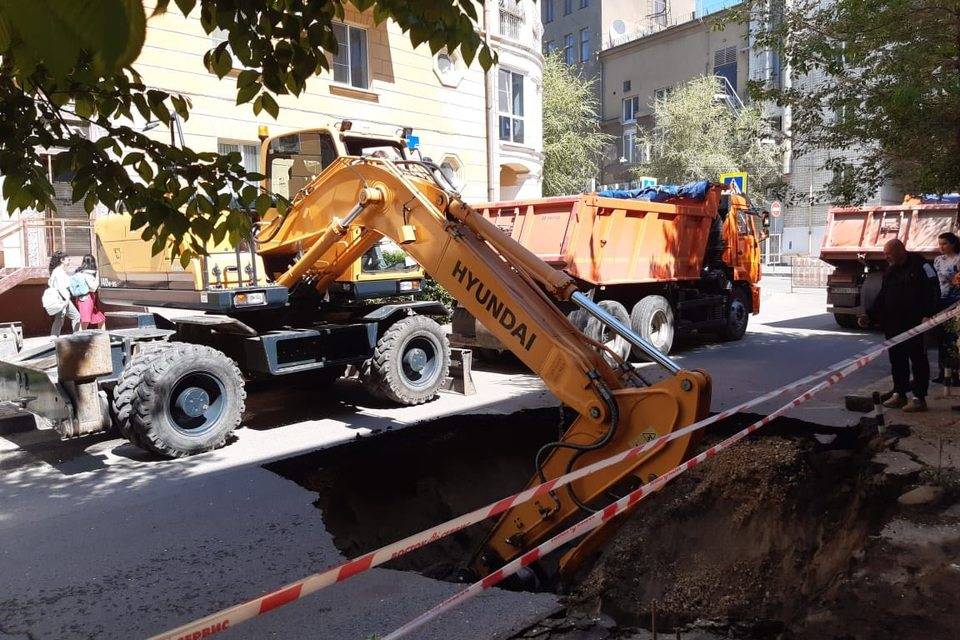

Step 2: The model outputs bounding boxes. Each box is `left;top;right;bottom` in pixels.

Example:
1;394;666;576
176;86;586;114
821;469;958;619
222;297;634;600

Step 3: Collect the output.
451;183;765;355
821;198;960;328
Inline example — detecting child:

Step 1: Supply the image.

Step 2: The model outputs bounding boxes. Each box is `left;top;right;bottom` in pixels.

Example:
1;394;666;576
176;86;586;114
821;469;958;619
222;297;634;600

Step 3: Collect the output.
44;251;80;336
74;254;106;330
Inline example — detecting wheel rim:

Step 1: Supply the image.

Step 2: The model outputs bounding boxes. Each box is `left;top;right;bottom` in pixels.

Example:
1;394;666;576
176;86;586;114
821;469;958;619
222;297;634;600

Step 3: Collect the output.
648;309;670;350
598;324;628;361
165;372;226;436
398;334;441;390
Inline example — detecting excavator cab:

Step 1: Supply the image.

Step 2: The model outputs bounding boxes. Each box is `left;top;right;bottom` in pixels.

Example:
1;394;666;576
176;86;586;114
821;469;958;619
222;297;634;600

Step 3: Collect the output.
260;122;424;300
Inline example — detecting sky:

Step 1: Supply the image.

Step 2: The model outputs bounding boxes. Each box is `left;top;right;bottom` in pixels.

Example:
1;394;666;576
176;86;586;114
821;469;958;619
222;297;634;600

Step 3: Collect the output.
697;0;739;17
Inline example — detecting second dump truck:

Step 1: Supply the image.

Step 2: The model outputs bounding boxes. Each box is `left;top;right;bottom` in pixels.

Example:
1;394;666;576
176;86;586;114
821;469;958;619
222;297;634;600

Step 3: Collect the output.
452;183;765;356
821;196;960;327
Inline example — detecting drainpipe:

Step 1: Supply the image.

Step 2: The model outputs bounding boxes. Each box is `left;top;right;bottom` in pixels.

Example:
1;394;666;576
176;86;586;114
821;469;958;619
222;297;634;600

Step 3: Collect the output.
483;2;499;201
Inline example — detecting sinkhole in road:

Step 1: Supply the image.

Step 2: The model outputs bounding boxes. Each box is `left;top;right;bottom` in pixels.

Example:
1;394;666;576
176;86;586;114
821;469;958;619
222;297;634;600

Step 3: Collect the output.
264;404;902;606
265;406;572;577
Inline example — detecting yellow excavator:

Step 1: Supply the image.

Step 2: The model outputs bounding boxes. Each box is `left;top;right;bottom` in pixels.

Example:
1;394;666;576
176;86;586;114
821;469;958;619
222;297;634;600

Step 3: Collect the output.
0;124;710;577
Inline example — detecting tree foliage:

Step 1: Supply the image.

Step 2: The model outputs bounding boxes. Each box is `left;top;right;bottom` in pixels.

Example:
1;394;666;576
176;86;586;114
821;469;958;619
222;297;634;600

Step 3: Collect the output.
541;52;613;196
736;0;960;203
0;0;493;263
636;76;785;200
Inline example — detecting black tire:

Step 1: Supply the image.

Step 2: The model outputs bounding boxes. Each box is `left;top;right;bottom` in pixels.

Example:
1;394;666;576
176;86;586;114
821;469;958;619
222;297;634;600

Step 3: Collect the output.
718;288;750;341
567;309;589;333
834;313;860;329
629;295;675;356
112;343;245;457
584;300;631;364
367;315;450;405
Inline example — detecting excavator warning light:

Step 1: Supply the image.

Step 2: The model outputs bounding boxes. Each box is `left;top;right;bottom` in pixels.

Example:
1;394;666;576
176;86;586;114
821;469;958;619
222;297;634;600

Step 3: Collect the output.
399;224;417;244
257;125;269;140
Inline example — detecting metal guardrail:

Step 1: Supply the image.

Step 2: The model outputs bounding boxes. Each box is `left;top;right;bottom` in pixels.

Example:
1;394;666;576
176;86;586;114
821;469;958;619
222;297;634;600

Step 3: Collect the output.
0;216;94;269
789;255;834;289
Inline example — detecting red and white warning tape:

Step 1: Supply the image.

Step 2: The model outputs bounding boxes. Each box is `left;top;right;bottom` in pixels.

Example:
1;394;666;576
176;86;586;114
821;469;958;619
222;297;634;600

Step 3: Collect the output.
149;306;958;640
381;307;958;638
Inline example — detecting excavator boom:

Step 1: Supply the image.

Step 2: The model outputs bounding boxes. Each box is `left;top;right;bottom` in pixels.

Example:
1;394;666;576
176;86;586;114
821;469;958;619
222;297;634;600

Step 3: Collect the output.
256;157;711;577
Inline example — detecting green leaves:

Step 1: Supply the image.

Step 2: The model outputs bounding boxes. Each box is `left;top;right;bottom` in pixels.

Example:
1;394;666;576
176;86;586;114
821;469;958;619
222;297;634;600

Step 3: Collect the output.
637;76;785;202
541;53;614;196
735;0;960;202
0;0;145;78
0;0;495;260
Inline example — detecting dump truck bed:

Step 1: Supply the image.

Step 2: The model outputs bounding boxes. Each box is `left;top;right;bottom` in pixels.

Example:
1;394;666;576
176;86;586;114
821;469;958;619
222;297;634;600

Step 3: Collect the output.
477;189;721;286
820;202;960;265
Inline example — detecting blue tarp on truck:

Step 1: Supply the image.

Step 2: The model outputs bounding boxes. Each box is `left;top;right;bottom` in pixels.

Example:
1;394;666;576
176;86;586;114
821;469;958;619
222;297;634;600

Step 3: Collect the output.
597;180;711;202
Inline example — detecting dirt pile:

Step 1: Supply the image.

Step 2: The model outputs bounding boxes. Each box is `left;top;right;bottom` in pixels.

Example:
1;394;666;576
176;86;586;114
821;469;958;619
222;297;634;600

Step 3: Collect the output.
550;420;960;640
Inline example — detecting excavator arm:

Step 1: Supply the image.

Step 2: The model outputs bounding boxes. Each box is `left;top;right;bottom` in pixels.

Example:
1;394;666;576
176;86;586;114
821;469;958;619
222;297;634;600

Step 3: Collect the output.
256;157;711;578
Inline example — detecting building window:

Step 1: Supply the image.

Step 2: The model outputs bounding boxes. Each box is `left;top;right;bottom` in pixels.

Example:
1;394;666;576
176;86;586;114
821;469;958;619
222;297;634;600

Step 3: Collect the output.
653;87;671;103
580;0;589;8
332;22;368;89
499;0;524;40
498;69;525;144
544;40;554;54
622;96;639;123
218;140;260;195
564;0;572;15
579;28;590;62
563;33;574;64
543;0;555;23
640;141;652;164
623;80;631;92
713;45;738;94
649;0;668;28
622;130;636;163
218;140;260;173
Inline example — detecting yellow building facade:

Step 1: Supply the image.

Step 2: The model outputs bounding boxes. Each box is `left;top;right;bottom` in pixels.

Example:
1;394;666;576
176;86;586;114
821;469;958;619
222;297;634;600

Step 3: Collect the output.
137;4;544;203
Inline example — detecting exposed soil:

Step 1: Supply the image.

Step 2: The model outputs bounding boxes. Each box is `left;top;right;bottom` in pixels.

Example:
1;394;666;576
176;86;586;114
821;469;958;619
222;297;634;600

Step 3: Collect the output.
266;400;960;640
523;411;960;640
266;406;572;573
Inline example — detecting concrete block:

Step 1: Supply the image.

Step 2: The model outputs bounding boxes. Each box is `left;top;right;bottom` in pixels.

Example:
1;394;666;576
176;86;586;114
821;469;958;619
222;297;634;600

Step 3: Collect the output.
897;484;945;507
55;331;112;381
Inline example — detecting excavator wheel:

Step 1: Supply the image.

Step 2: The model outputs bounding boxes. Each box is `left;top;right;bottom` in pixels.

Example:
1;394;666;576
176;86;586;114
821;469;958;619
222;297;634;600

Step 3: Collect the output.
112;343;245;457
366;315;450;405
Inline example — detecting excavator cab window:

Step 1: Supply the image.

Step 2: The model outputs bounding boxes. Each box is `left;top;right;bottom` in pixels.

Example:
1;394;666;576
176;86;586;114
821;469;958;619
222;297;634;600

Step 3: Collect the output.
343;136;406;160
360;239;418;275
266;130;338;199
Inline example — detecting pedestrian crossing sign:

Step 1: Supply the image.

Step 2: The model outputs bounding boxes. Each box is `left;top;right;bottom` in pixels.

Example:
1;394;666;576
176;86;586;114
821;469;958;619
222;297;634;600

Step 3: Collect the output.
720;172;748;194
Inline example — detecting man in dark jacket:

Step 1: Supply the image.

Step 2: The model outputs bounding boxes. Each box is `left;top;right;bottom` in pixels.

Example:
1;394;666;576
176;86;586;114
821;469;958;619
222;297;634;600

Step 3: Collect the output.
859;239;940;411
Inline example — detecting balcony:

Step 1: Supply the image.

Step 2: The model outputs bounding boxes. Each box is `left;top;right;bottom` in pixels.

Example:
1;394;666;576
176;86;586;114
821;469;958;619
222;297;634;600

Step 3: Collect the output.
498;0;525;40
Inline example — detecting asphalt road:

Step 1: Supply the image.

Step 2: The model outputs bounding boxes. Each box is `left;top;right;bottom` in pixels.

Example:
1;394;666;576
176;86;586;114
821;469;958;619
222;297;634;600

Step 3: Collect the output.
0;278;891;640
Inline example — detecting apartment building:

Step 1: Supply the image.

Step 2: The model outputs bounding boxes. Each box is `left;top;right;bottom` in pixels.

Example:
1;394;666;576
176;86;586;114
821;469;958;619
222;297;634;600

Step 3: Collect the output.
598;7;748;187
2;4;544;266
0;4;544;331
136;3;543;202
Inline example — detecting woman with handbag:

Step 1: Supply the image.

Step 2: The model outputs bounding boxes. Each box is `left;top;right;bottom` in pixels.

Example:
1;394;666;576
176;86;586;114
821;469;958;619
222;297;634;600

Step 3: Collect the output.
74;254;106;330
42;251;80;336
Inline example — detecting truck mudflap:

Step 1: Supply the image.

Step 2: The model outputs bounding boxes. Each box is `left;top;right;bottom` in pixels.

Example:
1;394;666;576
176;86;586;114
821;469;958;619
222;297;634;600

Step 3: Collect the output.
0;340;74;433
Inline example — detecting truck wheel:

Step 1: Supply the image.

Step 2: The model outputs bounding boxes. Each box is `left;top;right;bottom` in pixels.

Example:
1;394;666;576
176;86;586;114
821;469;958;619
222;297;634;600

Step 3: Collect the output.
585;300;631;364
834;313;860;329
630;295;675;356
567;309;589;332
719;288;750;341
368;315;450;405
112;343;245;457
